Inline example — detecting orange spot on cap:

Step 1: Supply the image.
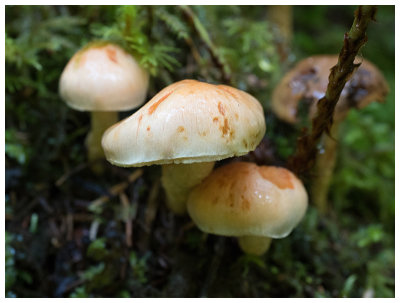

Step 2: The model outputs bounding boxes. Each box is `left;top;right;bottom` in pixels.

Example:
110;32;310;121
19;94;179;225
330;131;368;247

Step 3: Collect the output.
218;85;237;98
148;91;173;115
218;102;226;116
258;167;294;189
137;115;143;136
106;48;118;64
220;118;230;136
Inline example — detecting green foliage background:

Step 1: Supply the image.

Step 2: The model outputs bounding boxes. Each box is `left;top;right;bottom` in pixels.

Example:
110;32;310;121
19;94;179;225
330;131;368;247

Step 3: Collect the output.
5;5;394;298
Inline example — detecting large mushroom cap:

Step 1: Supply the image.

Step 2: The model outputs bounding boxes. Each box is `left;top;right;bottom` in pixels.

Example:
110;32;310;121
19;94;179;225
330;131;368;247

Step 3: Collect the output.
102;80;266;167
187;162;308;239
59;42;149;111
271;55;389;123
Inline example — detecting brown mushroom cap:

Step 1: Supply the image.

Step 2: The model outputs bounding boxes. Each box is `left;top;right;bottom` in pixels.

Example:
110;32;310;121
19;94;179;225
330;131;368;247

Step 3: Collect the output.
101;80;266;167
271;55;389;123
187;162;308;238
59;42;149;112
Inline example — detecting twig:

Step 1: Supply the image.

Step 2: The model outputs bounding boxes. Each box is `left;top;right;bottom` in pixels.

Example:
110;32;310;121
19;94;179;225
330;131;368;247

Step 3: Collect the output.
288;5;377;176
63;279;85;296
89;169;143;210
199;237;226;297
180;5;232;84
66;212;74;241
72;213;94;222
176;221;195;244
184;35;203;66
55;162;89;187
144;180;160;230
139;179;160;250
183;35;211;79
120;192;133;247
38;196;54;214
89;219;101;241
14;197;40;221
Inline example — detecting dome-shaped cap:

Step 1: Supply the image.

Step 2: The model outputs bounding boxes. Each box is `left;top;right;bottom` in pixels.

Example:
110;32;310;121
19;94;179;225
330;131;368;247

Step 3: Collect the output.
187;162;308;238
102;80;266;167
59;42;149;111
271;55;389;123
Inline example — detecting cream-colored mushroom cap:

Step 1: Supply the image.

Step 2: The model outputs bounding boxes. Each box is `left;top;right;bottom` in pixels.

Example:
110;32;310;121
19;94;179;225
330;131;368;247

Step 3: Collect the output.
102;80;266;167
59;42;149;111
187;162;308;238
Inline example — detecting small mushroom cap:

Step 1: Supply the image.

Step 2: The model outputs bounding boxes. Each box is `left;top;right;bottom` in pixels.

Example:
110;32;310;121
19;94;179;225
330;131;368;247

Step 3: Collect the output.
59;42;149;111
271;55;389;123
102;80;266;167
187;162;308;239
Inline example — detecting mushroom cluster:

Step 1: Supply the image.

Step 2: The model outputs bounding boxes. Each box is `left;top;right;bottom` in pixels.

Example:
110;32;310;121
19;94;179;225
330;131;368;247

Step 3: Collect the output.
102;79;266;214
59;42;149;172
101;79;308;255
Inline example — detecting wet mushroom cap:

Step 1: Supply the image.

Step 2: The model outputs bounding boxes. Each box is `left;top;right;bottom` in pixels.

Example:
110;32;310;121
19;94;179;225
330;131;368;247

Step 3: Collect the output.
187;162;308;238
101;80;266;167
271;55;389;123
59;42;149;111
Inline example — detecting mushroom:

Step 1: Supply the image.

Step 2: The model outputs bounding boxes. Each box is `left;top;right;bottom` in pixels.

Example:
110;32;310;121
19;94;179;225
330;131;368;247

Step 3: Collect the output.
271;55;388;124
271;55;388;212
187;161;308;255
59;42;149;172
102;79;266;214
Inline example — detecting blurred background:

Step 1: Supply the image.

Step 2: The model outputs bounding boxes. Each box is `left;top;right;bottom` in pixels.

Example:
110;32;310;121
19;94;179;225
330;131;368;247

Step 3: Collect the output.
5;5;395;298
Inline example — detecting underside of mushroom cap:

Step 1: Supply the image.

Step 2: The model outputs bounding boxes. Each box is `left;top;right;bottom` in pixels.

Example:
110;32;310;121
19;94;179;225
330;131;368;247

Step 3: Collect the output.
102;80;266;167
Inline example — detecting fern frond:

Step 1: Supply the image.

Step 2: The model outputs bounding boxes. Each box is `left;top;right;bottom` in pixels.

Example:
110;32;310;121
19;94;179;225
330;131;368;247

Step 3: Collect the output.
155;7;189;40
91;5;180;76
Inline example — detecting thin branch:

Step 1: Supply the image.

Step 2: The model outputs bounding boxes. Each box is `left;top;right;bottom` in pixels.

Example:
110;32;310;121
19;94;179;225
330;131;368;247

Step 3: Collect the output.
288;5;377;176
120;192;134;247
89;169;143;211
180;5;232;84
55;162;89;186
141;180;160;249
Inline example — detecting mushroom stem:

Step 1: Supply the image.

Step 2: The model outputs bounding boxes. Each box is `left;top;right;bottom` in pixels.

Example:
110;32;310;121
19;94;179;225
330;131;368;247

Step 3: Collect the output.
311;122;340;214
161;162;215;215
86;111;119;173
238;235;272;256
267;5;292;60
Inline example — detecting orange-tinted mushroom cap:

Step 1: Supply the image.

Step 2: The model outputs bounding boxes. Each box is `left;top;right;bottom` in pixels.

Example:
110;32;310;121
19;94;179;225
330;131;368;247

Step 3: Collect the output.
187;162;308;238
